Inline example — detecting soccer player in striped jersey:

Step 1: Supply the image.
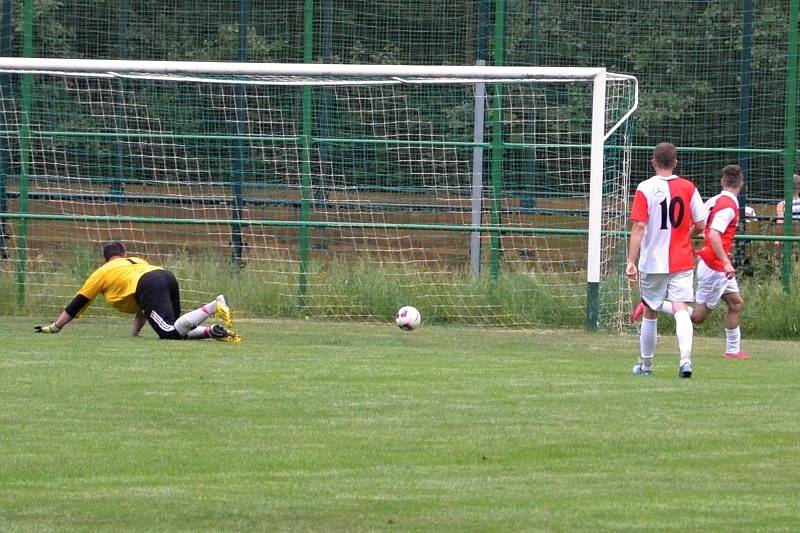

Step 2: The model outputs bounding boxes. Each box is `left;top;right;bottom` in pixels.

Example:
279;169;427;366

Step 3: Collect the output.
626;143;706;378
33;241;239;342
632;165;750;359
692;165;749;358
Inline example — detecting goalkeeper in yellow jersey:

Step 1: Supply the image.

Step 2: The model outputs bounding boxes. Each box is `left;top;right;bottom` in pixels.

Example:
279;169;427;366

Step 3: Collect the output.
34;241;239;341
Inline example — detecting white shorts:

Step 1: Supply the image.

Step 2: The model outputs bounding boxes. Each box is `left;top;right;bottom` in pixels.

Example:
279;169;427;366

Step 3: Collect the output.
639;270;694;310
695;258;740;310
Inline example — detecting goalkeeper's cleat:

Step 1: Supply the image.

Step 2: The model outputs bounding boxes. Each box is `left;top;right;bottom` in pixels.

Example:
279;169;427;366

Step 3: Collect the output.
632;362;652;376
34;323;61;334
215;294;233;329
630;302;645;323
724;351;750;359
209;324;241;343
678;361;693;379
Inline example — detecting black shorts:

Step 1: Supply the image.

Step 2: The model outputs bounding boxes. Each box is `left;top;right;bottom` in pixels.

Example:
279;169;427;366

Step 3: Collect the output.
135;269;183;339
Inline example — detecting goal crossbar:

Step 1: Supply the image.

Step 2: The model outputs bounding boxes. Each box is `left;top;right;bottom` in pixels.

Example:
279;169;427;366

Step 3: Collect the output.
0;57;617;81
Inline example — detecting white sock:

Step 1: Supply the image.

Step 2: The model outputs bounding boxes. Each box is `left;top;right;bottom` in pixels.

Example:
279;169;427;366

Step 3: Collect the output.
659;302;693;317
185;326;211;339
725;327;741;354
675;308;693;364
640;318;657;365
174;300;217;336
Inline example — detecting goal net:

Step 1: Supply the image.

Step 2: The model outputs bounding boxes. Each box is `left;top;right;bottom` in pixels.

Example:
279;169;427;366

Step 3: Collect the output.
0;59;637;330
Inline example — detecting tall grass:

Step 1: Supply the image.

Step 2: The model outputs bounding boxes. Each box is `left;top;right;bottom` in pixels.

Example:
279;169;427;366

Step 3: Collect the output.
178;255;590;326
627;271;800;340
3;251;799;338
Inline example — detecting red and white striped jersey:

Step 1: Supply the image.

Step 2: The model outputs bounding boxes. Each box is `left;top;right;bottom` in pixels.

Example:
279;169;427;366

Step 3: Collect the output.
696;191;739;271
630;174;705;274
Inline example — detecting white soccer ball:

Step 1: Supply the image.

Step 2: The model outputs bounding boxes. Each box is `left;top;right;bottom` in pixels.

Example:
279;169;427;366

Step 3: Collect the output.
744;206;757;222
395;305;421;330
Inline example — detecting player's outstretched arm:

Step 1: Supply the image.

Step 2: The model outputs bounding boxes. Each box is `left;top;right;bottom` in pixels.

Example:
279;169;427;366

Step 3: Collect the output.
34;310;73;334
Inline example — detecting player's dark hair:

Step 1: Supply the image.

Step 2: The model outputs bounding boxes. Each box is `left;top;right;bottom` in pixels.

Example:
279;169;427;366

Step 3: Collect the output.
721;164;743;188
102;241;126;261
652;142;678;170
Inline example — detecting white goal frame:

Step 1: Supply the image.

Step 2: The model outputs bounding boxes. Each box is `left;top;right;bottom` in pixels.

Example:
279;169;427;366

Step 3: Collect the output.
0;58;638;329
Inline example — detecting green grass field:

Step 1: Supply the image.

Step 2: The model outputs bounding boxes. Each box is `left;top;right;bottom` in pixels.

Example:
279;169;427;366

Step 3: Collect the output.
1;316;798;532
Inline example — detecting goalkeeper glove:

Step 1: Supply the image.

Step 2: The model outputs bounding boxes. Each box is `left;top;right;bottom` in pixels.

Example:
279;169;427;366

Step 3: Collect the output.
34;323;61;334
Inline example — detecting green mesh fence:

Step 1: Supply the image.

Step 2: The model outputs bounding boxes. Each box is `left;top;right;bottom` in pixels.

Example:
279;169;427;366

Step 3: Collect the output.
0;0;798;327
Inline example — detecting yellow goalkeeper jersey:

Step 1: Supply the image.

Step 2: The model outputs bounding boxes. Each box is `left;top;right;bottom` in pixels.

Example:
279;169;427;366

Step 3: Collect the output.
76;256;162;314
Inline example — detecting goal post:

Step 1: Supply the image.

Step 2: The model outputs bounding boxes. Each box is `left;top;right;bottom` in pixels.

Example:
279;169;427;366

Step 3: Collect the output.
0;58;637;330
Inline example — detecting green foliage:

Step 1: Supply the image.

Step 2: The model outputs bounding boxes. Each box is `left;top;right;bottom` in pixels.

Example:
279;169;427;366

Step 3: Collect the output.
718;274;800;340
4;0;793;200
